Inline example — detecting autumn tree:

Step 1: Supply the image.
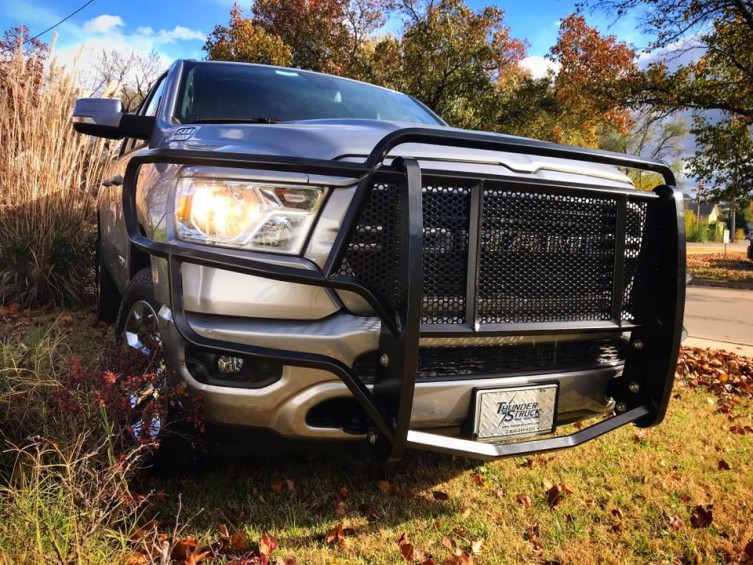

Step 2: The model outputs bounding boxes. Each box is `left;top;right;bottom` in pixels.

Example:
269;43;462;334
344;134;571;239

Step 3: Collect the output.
547;14;635;146
581;0;753;227
366;0;526;130
251;0;351;72
580;0;753;119
204;3;292;67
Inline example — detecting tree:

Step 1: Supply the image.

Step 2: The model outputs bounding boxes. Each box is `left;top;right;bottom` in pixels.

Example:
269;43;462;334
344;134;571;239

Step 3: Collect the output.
579;0;753;119
547;14;635;146
600;108;687;188
580;0;753;227
367;0;526;130
687;114;753;240
84;49;164;111
252;0;352;73
204;3;292;67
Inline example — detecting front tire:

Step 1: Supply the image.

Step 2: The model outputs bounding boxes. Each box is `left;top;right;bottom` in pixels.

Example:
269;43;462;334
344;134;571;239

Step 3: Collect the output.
117;268;203;475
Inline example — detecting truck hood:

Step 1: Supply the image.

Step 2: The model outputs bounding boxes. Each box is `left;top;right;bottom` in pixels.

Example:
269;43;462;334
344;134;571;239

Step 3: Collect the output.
162;119;633;187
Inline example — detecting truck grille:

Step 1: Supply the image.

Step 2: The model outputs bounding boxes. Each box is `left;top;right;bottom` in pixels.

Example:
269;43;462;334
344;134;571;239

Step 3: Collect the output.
353;338;626;383
339;178;661;328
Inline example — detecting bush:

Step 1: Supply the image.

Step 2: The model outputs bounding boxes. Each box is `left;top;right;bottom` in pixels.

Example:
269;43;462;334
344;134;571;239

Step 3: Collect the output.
0;35;113;307
0;320;201;562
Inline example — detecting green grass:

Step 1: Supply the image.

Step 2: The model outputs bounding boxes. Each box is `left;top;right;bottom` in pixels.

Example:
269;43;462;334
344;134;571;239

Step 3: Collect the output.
2;310;753;564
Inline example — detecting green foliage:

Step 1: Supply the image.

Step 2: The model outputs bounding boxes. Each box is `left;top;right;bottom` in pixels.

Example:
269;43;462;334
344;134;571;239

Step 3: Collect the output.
204;1;635;143
688;115;753;203
685;210;698;241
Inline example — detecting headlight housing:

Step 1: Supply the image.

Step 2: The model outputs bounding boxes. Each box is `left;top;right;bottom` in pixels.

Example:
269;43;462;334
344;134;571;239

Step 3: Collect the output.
174;177;326;254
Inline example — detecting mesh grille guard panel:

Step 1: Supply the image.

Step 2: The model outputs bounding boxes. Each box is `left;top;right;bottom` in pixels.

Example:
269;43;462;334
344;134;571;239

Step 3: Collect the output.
339;178;662;328
477;186;617;324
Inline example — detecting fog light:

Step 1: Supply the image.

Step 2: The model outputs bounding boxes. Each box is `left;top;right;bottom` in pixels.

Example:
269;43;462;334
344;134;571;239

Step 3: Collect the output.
217;356;244;374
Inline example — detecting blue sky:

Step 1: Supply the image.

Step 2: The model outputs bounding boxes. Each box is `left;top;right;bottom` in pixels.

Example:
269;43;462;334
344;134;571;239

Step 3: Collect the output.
0;0;653;76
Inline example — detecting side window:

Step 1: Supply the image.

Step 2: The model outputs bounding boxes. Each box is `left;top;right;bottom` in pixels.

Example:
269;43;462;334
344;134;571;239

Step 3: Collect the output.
121;74;167;155
143;76;167;117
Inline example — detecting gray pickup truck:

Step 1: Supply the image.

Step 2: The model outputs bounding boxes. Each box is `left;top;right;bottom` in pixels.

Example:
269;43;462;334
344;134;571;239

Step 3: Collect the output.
72;60;685;462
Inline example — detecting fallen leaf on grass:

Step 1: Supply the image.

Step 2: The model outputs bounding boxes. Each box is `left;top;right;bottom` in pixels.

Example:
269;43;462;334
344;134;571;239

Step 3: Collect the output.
524;524;542;552
690;505;713;528
470;539;486;554
120;552;149;565
471;474;485;486
172;537;211;564
667;515;684;531
718;459;731;470
358;503;381;522
516;493;533;508
334;501;346;517
397;532;423;562
325;522;356;548
433;490;449;501
545;484;573;508
441;536;474;564
270;480;284;493
744;539;753;559
230;530;250;552
377;480;394;494
459;506;471;519
259;534;279;559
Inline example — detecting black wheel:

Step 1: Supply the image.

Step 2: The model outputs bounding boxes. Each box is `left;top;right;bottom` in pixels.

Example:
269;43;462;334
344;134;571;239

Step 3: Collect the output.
117;268;204;475
96;238;121;322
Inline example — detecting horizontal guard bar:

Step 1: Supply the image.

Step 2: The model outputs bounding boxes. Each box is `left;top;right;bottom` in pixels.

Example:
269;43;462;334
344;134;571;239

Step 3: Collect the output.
366;128;676;185
406;405;650;460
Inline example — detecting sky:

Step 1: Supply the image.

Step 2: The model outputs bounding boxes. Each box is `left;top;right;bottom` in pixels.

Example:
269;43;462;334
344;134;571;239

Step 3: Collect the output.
0;0;656;79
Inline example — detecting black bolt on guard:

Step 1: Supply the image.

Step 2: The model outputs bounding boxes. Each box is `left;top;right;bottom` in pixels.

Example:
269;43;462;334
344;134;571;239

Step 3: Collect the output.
120;128;685;462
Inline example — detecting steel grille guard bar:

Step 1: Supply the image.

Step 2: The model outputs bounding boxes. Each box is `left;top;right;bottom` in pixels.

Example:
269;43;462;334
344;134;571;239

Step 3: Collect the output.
122;128;686;462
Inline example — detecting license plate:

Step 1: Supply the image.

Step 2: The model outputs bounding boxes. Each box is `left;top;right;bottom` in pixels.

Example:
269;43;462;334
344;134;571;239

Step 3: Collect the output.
473;384;558;441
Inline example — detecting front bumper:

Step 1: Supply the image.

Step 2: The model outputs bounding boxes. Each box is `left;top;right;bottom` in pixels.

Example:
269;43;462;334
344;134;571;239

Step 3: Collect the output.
125;128;686;462
159;306;619;439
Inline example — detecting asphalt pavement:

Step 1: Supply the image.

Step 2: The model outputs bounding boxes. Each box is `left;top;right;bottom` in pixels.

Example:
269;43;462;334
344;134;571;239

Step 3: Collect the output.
683;285;753;355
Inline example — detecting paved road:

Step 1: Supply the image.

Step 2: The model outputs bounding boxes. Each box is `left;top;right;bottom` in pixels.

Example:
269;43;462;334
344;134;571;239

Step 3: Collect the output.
684;286;753;355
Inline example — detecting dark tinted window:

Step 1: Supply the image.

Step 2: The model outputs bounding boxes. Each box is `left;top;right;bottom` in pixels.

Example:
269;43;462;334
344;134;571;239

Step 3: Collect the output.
176;62;441;125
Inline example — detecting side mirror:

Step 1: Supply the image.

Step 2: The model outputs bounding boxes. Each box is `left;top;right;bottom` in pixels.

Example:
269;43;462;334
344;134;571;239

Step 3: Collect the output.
72;98;155;140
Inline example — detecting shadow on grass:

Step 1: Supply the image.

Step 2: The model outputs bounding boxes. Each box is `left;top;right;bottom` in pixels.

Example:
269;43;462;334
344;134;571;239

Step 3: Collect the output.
140;443;484;542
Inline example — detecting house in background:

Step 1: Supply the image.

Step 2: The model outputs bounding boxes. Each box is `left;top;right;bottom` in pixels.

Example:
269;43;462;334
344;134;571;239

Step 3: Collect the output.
689;200;721;223
684;193;722;223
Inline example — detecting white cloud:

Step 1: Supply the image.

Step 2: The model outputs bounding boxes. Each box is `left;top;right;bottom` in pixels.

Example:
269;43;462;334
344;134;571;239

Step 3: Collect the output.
520;56;560;79
83;14;124;34
137;25;206;44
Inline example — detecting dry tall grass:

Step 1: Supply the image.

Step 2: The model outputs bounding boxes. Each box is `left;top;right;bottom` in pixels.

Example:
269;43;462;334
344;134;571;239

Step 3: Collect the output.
0;43;114;306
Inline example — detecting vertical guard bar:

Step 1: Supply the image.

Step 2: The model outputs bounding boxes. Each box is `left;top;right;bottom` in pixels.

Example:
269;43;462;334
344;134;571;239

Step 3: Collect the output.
636;184;686;426
373;157;424;462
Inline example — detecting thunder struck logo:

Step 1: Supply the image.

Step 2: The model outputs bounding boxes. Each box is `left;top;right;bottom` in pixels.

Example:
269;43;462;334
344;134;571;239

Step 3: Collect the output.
496;396;541;423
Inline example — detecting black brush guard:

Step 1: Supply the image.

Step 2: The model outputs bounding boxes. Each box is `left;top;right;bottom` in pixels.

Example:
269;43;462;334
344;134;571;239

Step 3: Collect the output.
122;128;686;462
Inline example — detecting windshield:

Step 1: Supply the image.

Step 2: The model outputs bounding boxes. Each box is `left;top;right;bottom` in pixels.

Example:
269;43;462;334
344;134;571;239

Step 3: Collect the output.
175;62;442;125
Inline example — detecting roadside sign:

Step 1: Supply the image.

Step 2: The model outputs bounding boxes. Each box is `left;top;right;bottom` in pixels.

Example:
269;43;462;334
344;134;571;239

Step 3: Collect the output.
723;230;730;244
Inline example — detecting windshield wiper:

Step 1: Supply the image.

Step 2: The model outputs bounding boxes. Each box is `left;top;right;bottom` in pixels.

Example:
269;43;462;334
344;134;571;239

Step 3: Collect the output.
190;117;281;124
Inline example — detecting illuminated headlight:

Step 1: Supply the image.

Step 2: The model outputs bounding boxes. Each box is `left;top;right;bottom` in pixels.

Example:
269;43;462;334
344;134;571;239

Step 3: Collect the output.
174;178;326;254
